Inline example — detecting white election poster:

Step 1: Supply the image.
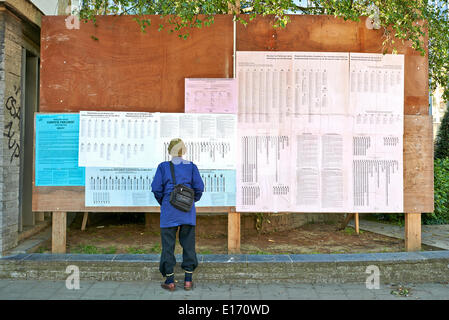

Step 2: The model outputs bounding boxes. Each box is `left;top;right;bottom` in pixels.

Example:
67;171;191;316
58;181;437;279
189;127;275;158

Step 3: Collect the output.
350;53;404;134
290;115;353;213
159;113;237;169
349;53;404;212
351;134;403;213
237;51;350;123
79;111;162;168
236;122;292;212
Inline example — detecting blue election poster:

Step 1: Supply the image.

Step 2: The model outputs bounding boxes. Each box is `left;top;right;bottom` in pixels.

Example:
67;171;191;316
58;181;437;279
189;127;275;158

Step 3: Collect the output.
35;114;85;186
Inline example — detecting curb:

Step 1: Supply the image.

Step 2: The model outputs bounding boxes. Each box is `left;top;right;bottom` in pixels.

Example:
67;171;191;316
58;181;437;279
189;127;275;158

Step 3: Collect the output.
1;251;448;284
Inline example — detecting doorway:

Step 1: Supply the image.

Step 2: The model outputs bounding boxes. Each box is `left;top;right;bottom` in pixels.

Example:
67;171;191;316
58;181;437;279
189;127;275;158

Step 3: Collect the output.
19;49;39;231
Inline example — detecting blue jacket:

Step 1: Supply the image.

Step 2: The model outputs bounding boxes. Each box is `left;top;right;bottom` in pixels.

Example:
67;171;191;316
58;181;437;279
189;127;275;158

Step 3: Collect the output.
151;157;204;228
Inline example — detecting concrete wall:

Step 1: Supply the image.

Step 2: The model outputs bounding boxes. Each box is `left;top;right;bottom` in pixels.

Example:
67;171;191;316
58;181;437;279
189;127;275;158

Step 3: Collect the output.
0;0;41;255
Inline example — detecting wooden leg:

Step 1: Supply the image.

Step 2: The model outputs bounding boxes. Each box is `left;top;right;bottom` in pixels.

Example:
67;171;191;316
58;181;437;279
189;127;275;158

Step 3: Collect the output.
228;211;241;254
405;212;421;251
338;213;354;230
145;213;151;230
355;212;359;234
81;212;89;231
35;212;45;222
52;211;67;253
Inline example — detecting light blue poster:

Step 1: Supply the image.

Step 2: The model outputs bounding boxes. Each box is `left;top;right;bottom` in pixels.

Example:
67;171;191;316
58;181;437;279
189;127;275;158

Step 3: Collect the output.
35;114;85;186
196;169;236;207
85;167;158;207
85;167;236;207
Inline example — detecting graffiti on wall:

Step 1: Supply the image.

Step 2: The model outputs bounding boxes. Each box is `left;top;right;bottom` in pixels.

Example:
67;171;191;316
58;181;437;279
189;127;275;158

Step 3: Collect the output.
4;85;21;163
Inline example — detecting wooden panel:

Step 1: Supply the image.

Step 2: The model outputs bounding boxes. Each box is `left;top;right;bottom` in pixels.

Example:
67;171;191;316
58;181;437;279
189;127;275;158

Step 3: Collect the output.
404;115;434;213
36;15;432;214
236;15;429;115
52;211;66;253
228;211;241;253
405;212;422;251
40;15;233;113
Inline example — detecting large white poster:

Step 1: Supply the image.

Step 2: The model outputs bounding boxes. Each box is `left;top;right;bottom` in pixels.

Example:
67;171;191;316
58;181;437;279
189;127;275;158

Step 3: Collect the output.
79;111;161;168
79;111;237;170
237;122;292;212
351;134;403;212
349;53;404;212
237;51;350;124
350;53;404;134
291;115;353;212
236;51;404;213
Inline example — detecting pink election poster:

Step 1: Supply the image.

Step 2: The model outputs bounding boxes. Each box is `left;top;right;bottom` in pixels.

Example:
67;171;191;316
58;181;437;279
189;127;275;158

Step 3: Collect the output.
185;78;238;114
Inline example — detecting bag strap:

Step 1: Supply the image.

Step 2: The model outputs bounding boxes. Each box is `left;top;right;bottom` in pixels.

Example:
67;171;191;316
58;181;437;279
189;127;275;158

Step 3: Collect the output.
169;161;177;185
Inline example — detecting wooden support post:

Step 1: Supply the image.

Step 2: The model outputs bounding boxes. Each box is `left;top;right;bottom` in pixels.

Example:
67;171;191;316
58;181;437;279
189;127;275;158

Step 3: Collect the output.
354;212;359;234
228;210;241;254
35;212;45;222
81;212;88;231
405;212;421;251
145;213;151;230
338;213;354;230
52;211;67;253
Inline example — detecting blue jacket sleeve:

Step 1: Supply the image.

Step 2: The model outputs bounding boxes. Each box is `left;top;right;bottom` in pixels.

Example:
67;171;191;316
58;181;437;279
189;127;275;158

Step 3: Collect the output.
192;164;204;202
151;164;164;206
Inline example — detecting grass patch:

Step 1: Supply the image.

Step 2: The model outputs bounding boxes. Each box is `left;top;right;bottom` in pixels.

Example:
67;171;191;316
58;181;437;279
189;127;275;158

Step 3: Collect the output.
36;246;50;253
254;250;272;255
150;242;162;253
101;246;117;254
71;244;100;254
341;227;364;235
126;247;150;254
71;244;117;254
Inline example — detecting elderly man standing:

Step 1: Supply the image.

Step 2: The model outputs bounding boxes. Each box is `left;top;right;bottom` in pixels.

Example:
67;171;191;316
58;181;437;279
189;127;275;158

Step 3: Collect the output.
151;138;204;291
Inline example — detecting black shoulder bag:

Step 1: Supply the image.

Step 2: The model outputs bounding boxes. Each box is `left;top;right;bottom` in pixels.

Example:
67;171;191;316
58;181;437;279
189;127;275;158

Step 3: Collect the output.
169;161;195;212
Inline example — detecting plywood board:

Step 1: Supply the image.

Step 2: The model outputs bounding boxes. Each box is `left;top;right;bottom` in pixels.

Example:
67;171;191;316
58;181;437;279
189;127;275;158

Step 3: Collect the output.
36;15;432;213
404;115;434;213
40;15;233;113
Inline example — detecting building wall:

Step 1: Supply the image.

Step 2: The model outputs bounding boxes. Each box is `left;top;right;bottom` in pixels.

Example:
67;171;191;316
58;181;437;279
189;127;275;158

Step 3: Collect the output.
0;12;5;254
0;0;41;255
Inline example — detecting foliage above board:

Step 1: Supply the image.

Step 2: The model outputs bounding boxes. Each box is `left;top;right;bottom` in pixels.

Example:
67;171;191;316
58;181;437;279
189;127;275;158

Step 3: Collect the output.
75;1;448;102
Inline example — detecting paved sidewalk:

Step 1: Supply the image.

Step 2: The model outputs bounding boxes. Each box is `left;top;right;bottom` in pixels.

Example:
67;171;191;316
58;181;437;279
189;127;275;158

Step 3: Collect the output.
349;220;449;250
0;280;448;300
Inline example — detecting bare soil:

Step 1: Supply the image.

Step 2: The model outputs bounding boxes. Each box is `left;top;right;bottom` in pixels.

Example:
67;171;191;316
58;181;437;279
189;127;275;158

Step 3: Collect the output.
36;214;435;254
